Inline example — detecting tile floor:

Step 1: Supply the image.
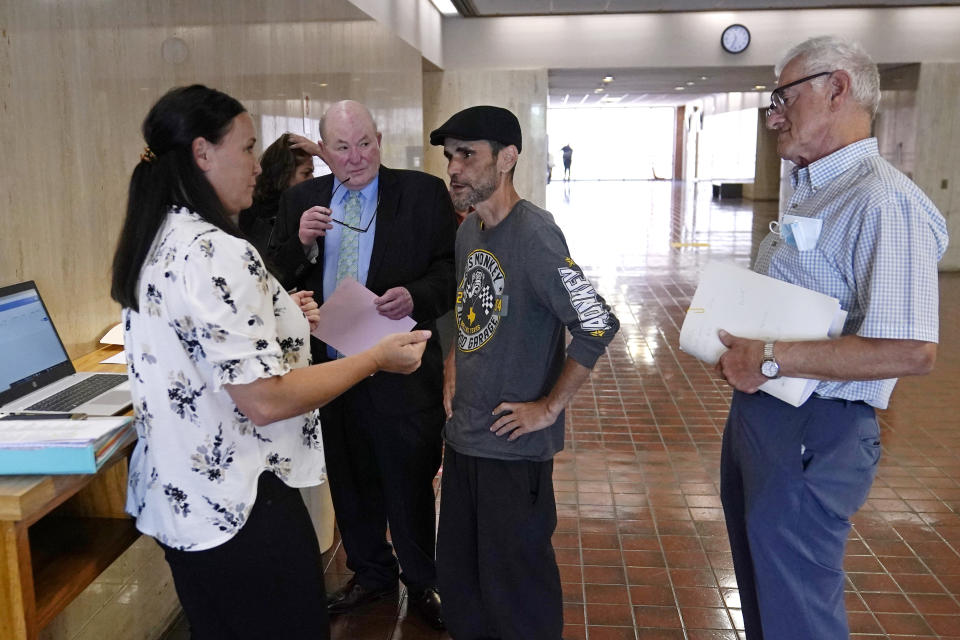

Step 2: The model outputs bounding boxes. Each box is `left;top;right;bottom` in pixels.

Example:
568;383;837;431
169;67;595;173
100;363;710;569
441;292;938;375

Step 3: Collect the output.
179;179;960;639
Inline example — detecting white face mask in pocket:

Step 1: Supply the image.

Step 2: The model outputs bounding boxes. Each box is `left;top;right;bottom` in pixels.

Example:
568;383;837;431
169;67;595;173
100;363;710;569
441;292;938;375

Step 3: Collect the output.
769;214;822;251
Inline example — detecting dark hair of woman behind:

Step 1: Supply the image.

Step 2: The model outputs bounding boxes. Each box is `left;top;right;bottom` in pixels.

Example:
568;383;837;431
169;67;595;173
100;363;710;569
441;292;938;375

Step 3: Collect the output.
111;85;246;310
253;133;312;203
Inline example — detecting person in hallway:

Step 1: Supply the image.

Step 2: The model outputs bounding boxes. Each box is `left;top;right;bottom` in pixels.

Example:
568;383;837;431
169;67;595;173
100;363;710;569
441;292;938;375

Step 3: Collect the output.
238;132;315;253
430;106;620;640
269;100;456;629
110;85;430;640
715;36;949;640
560;143;573;181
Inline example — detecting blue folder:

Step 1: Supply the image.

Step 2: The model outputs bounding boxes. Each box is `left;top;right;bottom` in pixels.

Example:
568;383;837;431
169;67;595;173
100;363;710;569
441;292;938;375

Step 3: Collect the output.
0;418;135;475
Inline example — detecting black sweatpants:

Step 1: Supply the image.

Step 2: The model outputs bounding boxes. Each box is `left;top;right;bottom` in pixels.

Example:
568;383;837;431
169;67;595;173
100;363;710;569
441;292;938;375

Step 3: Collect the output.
160;472;330;640
437;447;563;640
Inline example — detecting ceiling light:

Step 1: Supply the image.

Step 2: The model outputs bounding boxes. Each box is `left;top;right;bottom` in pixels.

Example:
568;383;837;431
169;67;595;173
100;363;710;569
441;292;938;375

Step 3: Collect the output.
700;76;708;81
602;75;614;83
754;84;767;90
428;0;459;16
594;87;604;93
686;81;695;86
674;86;685;91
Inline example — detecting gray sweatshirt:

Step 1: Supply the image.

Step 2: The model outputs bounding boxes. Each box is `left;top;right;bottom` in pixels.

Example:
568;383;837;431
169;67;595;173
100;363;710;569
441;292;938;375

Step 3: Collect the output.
445;200;619;461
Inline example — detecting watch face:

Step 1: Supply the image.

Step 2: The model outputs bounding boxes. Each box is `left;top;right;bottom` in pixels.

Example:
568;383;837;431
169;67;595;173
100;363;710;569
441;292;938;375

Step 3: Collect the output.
761;359;780;378
721;24;750;54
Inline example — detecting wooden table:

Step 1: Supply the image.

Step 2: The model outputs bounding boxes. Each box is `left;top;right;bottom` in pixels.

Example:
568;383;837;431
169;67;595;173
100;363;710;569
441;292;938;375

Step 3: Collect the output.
0;345;138;640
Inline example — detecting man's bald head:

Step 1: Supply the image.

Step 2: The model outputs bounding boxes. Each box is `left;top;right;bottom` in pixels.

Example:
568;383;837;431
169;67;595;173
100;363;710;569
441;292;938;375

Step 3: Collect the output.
320;100;378;142
318;100;382;190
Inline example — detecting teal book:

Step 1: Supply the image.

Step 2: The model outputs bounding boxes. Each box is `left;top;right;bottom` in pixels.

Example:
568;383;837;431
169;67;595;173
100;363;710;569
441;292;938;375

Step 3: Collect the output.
0;416;135;475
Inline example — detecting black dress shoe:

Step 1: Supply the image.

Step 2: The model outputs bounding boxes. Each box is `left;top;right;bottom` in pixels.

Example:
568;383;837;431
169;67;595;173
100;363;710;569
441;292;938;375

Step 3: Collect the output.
327;578;398;615
409;587;444;630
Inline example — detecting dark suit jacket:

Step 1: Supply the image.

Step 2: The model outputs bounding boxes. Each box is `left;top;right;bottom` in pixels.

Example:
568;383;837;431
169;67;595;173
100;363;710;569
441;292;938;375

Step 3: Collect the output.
270;166;457;416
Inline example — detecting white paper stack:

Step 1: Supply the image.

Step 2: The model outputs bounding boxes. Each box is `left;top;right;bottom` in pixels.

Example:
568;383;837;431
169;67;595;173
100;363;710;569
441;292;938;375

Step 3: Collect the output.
679;261;847;407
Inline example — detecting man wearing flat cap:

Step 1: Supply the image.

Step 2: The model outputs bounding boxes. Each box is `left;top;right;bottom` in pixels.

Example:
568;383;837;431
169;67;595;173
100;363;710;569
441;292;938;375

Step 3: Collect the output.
430;105;620;639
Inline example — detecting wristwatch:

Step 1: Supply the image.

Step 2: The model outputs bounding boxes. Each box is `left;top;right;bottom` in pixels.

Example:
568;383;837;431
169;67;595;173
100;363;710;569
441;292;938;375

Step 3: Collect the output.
761;342;780;379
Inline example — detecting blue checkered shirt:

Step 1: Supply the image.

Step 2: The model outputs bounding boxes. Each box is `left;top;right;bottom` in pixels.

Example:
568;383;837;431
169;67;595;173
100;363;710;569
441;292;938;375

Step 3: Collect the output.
753;138;948;409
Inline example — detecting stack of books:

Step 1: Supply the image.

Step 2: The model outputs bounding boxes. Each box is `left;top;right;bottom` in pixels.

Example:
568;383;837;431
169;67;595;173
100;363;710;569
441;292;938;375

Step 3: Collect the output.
0;415;135;475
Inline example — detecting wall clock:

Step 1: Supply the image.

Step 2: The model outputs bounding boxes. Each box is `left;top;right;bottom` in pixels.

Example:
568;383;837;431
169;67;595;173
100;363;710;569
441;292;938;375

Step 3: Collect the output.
721;24;751;54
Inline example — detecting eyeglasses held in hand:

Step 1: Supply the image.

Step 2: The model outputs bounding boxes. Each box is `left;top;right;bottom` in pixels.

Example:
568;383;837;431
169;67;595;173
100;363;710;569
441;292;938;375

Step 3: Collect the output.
328;178;379;233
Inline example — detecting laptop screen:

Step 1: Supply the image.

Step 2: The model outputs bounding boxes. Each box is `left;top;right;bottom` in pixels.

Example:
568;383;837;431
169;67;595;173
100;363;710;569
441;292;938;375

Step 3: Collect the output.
0;282;73;402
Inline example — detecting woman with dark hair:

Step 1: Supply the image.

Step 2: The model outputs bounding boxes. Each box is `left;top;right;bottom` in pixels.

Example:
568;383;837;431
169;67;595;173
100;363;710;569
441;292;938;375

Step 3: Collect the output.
110;85;429;639
238;132;314;251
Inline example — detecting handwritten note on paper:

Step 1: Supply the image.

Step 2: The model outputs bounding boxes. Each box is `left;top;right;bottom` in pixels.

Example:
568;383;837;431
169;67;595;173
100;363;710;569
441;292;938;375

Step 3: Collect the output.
679;261;847;407
311;277;417;356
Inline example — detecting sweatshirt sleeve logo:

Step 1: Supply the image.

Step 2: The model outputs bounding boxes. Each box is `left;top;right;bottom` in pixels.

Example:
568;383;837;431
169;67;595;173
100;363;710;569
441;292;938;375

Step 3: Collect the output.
456;249;505;352
558;261;612;334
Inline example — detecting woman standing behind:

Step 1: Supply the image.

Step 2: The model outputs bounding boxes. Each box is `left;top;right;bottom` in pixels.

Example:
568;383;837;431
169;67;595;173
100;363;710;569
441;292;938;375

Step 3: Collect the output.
238;132;315;252
110;85;428;640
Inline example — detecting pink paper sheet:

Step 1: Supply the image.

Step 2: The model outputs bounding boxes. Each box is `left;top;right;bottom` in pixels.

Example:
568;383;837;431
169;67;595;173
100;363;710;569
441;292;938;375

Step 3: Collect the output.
310;277;416;356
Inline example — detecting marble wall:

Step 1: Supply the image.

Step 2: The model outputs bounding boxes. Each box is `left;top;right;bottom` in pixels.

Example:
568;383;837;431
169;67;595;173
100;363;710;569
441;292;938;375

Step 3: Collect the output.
876;65;920;180
914;63;960;270
423;69;548;210
0;0;425;359
744;110;780;202
874;62;959;269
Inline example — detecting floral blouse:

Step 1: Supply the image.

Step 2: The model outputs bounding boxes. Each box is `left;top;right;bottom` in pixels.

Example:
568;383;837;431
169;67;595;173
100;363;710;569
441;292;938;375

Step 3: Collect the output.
123;207;326;551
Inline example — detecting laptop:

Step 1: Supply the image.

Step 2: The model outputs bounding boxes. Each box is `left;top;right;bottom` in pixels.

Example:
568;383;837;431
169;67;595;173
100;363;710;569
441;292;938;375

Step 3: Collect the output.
0;281;131;416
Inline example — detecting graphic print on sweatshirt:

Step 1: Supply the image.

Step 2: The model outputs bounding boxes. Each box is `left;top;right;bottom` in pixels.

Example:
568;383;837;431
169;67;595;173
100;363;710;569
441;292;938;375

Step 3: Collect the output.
456;249;505;352
558;258;613;336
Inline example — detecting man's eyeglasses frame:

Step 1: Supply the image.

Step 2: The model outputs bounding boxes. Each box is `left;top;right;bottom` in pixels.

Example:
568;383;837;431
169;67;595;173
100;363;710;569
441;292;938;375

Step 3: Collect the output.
766;71;834;119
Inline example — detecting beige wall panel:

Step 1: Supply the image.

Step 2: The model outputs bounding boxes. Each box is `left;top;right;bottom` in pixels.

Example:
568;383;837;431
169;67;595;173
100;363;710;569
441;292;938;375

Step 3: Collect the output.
914;63;960;270
348;0;444;67
422;69;547;209
0;0;424;359
441;8;960;71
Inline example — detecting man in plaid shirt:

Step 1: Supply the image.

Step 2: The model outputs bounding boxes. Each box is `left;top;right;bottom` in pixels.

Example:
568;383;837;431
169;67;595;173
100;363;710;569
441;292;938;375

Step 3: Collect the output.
716;36;949;640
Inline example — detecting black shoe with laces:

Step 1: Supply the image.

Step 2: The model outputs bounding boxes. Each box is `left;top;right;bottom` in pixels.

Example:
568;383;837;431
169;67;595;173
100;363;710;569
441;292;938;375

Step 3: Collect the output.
408;586;444;630
326;578;398;615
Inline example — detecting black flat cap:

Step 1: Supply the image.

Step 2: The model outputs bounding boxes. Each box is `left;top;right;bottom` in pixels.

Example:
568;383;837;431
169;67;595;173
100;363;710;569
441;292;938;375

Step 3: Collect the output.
429;105;522;153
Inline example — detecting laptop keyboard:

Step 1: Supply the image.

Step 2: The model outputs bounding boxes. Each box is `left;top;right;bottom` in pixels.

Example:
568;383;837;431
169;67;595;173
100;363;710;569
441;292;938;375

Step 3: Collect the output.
26;374;128;412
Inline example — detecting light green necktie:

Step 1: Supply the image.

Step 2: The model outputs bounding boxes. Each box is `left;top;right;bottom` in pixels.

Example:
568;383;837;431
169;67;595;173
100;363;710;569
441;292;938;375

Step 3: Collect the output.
335;190;363;286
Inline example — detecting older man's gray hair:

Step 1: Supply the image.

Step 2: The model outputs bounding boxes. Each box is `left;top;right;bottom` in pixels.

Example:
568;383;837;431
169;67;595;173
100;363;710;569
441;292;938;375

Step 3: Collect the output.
775;35;881;118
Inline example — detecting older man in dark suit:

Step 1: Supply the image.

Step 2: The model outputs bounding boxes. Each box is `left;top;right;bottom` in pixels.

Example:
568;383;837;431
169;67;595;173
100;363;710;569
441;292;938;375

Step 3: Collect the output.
270;100;455;630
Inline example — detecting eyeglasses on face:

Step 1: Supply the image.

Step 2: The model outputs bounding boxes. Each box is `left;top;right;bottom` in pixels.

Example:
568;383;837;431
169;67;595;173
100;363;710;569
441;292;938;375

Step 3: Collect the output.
327;179;379;233
766;71;834;118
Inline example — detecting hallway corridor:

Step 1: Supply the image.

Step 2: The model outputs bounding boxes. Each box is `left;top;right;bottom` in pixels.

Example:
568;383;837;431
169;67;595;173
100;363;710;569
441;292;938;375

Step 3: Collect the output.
323;180;960;639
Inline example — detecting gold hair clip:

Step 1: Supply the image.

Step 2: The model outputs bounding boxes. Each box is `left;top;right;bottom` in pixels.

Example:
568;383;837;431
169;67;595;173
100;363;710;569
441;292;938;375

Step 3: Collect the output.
140;146;157;163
